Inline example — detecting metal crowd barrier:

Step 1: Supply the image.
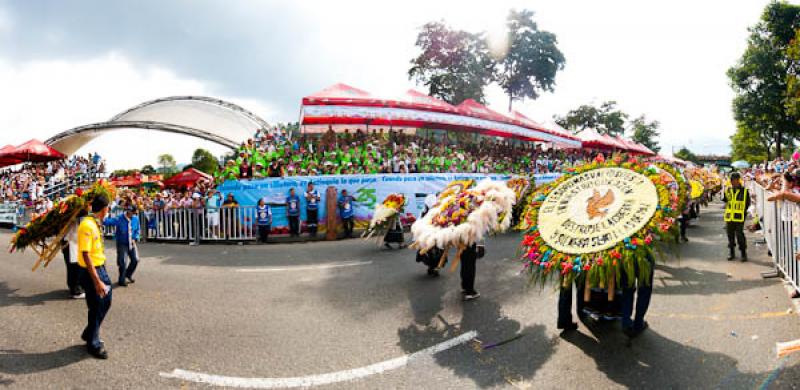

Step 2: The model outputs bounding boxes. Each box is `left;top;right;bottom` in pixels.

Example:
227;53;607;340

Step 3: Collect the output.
750;182;800;293
130;207;260;242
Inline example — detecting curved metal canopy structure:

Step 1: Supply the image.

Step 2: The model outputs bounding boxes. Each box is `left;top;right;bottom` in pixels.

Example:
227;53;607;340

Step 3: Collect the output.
46;96;268;155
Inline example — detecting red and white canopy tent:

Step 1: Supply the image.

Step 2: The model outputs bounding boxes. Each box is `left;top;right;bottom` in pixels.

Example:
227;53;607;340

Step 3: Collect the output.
0;139;65;168
163;168;212;189
299;83;583;148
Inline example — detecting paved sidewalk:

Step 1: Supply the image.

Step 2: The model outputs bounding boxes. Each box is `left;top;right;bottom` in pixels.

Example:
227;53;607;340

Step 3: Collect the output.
0;201;798;389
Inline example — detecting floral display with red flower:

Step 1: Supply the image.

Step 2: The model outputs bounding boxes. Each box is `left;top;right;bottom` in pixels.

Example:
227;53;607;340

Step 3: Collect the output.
519;155;679;289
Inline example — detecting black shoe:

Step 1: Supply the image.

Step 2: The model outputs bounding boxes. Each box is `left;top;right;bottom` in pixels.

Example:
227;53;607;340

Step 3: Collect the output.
426;269;439;277
126;277;135;284
727;251;735;261
681;236;689;242
118;281;128;287
740;252;748;262
557;322;579;331
87;345;108;359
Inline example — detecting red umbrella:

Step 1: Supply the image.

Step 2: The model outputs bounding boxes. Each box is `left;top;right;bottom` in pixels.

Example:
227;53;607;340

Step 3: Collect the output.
0;144;22;167
163;168;212;189
1;139;65;163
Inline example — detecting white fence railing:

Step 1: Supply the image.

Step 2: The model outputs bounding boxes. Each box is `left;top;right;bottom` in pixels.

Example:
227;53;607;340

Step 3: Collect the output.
750;182;800;293
103;207;264;242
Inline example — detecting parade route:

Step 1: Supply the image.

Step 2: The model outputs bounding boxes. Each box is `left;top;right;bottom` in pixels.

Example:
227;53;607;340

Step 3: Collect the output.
2;202;800;389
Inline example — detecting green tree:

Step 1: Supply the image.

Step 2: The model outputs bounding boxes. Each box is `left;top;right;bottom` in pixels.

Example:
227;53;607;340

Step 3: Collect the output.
409;21;495;104
629;115;661;153
191;148;217;174
728;1;800;158
555;101;629;136
673;147;699;164
141;164;156;174
498;9;565;111
157;154;177;175
730;125;769;163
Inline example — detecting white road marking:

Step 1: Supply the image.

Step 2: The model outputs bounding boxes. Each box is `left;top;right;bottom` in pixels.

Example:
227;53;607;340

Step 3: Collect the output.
159;330;477;388
235;261;373;273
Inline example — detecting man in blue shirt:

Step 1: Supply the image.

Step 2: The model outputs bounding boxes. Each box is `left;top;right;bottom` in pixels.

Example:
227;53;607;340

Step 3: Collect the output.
256;198;272;243
338;189;356;239
286;188;301;237
305;182;321;237
103;204;141;287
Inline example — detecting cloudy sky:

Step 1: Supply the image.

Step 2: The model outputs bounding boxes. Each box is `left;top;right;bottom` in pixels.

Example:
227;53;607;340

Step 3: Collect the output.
0;0;770;170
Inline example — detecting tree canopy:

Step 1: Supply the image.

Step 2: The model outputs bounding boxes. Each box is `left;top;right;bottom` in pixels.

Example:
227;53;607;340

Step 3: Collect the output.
554;101;629;136
728;1;800;159
157;154;177;175
191;148;217;174
673;147;699;164
408;21;495;104
629;115;661;153
496;9;565;111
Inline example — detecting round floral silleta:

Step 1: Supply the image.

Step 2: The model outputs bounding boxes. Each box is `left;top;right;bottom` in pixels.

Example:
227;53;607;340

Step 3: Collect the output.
411;179;516;256
519;154;675;289
362;193;406;240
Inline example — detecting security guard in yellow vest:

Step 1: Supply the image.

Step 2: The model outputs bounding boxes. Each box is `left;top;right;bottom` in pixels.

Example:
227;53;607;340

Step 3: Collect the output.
722;172;750;261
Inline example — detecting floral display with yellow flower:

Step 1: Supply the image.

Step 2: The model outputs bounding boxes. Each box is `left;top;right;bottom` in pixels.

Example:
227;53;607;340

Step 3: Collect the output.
362;193;406;241
411;180;516;269
10;180;116;271
519;154;677;291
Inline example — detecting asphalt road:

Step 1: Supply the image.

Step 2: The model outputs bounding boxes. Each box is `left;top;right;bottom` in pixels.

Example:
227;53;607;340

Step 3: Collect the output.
1;202;799;389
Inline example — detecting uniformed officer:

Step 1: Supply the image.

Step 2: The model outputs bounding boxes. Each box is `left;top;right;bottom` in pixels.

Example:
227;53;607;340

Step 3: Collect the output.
256;198;272;243
337;189;356;238
102;205;140;286
286;188;301;237
77;195;113;359
723;172;750;261
305;182;320;237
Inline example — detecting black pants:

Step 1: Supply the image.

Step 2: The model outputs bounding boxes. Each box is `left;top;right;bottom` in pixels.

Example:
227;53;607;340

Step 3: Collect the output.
78;266;112;350
459;244;478;294
342;217;354;238
726;221;746;251
679;215;688;239
306;209;318;236
621;254;655;330
62;245;82;295
558;279;586;326
257;225;270;243
288;216;300;236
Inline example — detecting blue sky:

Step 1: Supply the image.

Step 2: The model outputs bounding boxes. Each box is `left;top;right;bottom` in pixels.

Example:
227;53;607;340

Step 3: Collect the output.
0;0;769;169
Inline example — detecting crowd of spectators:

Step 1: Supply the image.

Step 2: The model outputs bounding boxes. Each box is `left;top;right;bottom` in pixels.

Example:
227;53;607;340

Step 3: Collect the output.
1;153;105;213
215;126;594;181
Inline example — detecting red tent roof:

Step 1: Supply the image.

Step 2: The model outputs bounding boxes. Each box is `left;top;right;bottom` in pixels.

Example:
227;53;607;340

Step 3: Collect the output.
404;89;456;110
456;99;511;123
0;145;22;168
163;168;212;188
306;83;372;100
0;139;65;163
111;176;143;187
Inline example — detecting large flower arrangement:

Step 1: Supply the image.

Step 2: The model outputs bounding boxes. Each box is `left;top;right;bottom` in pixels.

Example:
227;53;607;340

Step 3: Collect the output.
507;177;534;229
654;162;688;217
519;155;675;290
438;179;475;201
11;180;116;271
362;193;406;240
411;180;516;269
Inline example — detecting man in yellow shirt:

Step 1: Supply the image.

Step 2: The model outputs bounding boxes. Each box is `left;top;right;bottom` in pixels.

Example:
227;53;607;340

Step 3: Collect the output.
77;195;112;359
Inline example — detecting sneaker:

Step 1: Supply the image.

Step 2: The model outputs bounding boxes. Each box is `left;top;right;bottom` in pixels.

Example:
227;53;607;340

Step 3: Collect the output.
463;291;481;301
71;293;85;299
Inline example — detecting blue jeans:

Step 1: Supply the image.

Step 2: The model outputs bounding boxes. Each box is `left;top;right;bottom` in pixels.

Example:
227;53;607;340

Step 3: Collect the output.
116;242;139;284
621;254;654;330
78;265;112;349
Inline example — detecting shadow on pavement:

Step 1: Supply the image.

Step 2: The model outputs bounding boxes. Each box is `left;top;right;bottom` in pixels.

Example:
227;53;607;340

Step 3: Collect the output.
561;325;800;388
653;264;775;296
0;282;69;308
0;345;88;375
397;296;555;388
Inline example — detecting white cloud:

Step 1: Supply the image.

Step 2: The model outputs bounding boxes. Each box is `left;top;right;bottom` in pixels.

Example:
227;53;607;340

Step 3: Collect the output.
0;53;276;171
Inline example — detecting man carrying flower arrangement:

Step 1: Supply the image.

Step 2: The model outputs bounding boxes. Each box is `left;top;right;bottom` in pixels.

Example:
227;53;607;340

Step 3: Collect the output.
78;195;113;359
